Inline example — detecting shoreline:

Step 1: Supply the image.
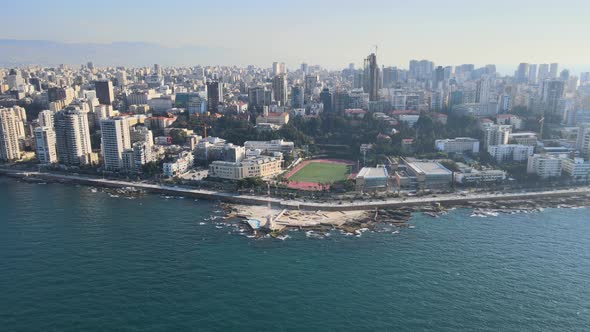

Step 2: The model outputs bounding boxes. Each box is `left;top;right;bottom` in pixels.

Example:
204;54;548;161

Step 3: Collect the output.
2;168;590;212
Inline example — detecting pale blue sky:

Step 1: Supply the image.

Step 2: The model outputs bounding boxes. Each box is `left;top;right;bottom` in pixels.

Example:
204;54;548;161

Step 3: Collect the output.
3;0;589;70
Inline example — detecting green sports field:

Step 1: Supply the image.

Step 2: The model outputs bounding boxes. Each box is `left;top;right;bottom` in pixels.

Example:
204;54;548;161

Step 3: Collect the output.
288;162;351;183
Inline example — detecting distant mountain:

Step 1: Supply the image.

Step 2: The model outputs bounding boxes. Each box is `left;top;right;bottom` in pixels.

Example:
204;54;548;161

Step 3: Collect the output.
0;39;238;67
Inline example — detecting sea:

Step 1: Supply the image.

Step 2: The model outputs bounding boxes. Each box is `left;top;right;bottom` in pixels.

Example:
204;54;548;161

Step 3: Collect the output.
1;177;589;331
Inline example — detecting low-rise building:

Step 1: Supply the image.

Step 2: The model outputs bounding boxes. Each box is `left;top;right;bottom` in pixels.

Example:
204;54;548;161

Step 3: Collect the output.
395;160;453;190
527;154;563;178
561;157;590;181
256;112;289;126
435;138;480;154
208;156;282;180
163;151;194;177
355;166;389;192
454;164;506;185
488;144;534;163
244;139;294;155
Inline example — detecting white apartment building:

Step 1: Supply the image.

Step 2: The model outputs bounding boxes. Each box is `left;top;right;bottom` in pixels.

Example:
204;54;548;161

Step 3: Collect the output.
435;138;480;154
243;140;294;154
163;151;194;177
54;107;93;166
488;144;534;163
100;117;131;171
38;110;55;128
577;125;590;158
454;169;507;184
34;127;58;164
561;157;590;181
527;154;563;178
483;125;511;150
130;126;154;148
0;108;21;161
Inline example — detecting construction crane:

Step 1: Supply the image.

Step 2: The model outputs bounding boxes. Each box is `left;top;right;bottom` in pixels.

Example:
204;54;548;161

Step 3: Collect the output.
202;123;211;138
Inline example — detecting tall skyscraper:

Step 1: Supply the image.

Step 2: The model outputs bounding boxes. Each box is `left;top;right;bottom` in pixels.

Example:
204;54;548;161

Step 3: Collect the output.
0;108;21;161
304;74;318;103
301;63;309;75
541;80;565;115
515;63;530;83
528;64;538;84
34;127;58;164
320;88;333;113
206;80;224;113
272;62;286;76
549;63;559;79
95;80;114;105
100;117;131;171
38;110;54;128
363;53;381;101
475;77;491;104
433;66;445;88
291;86;304;108
54;107;93;166
272;74;288;106
538;64;550;81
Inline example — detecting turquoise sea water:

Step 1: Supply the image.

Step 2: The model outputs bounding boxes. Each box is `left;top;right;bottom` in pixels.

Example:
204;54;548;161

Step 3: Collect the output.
1;177;590;331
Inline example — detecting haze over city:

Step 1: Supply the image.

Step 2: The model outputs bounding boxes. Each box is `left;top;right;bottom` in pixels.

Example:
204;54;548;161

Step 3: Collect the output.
2;0;589;71
3;1;590;331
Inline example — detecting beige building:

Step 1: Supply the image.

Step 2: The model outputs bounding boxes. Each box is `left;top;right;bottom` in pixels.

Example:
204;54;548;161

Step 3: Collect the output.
54;107;93;166
208;156;282;180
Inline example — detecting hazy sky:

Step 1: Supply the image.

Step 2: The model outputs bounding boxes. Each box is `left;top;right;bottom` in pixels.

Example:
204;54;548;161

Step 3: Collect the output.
3;0;589;70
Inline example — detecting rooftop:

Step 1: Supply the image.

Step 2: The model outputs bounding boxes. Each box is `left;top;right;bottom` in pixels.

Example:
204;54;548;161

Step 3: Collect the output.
408;161;453;176
357;167;388;179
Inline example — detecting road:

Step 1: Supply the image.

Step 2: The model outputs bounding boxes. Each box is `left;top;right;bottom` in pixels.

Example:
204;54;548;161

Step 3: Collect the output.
1;168;589;211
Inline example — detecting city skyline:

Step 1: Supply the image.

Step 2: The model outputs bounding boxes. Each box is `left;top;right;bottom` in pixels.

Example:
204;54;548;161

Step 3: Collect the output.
1;0;589;72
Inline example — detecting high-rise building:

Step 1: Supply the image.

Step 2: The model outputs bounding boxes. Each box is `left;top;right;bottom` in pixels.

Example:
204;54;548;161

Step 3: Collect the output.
320;88;333;113
95;80;114;105
515;63;530;83
382;67;398;88
364;53;380;101
272;74;288;106
538;64;549;81
433;66;445;88
528;64;538;84
291;86;304;108
576;125;590;158
483;125;512;151
100;117;131;171
304;74;318;103
300;63;309;75
54;107;93;166
475;77;491;104
333;90;350;114
38;110;54;128
206;80;224;113
272;62;286;76
34;127;58;164
541;80;565;115
0;108;21;161
549;63;559;78
248;87;272;109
